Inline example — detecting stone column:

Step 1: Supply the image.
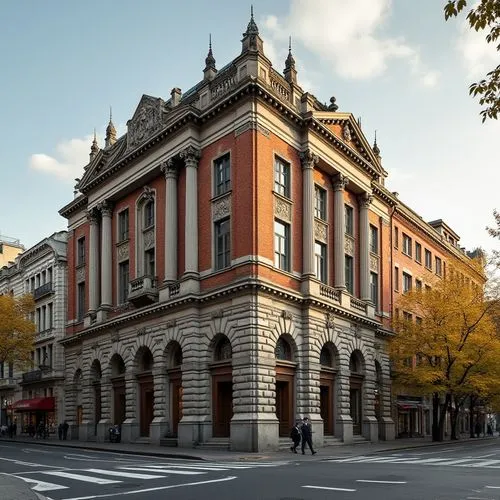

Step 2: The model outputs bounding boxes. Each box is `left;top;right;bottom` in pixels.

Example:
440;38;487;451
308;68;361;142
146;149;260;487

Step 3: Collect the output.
180;146;201;281
120;372;139;443
332;174;349;288
87;209;100;318
161;159;178;283
336;369;353;443
96;376;112;442
99;201;113;313
300;150;318;278
359;193;373;301
150;367;169;445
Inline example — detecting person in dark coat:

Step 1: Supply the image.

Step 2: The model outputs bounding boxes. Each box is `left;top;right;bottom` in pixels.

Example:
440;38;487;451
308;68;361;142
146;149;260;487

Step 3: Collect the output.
290;420;302;453
301;416;316;455
62;421;69;440
58;423;63;440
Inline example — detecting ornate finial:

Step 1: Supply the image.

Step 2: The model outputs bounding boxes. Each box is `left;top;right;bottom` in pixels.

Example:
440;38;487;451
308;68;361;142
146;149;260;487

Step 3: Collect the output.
373;130;381;156
204;33;216;71
105;106;117;148
285;35;295;70
244;4;259;36
90;128;99;160
328;96;338;111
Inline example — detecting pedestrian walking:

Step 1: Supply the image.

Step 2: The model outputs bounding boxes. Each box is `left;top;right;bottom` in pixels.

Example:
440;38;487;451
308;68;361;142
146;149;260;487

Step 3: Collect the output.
58;423;63;440
290;420;302;453
300;416;316;455
62;421;69;440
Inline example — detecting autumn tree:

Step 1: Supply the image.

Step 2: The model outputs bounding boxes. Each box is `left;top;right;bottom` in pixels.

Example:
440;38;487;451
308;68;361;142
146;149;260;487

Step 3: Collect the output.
0;294;36;369
444;1;500;121
389;260;500;441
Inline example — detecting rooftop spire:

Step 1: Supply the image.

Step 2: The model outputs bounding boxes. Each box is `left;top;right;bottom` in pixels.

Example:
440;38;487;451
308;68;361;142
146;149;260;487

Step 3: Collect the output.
241;5;264;54
89;128;99;161
284;35;297;84
204;33;217;80
105;106;117;148
245;5;259;36
373;130;381;157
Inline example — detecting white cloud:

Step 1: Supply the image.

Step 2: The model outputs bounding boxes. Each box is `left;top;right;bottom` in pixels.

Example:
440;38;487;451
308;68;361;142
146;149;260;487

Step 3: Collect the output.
264;0;438;85
457;16;498;78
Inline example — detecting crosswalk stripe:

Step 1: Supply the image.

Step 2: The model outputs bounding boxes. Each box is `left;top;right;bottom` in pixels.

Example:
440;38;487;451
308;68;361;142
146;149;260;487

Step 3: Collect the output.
42;471;121;484
118;466;206;475
470;460;500;467
137;465;230;471
437;459;477;466
328;456;500;469
84;468;166;479
15;476;68;492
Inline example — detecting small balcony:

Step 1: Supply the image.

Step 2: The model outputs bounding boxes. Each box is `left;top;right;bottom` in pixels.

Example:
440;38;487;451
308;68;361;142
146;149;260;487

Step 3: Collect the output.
33;281;53;300
128;275;159;307
0;377;16;389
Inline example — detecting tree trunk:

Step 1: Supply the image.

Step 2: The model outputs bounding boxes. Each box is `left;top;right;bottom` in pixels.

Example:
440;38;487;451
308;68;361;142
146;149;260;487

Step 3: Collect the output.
450;395;461;440
438;393;451;442
432;392;440;441
469;395;477;438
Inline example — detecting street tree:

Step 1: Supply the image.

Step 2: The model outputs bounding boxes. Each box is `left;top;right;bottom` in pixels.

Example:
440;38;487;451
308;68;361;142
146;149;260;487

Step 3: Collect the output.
389;260;500;441
444;0;500;121
0;294;36;369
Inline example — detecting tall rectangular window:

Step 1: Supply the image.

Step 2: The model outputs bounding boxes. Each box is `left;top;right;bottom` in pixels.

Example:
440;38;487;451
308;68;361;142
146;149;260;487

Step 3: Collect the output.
215;218;231;270
274;157;290;198
314;185;326;220
370;272;378;308
403;272;412;292
144;200;155;228
416;279;422;290
118;260;129;304
345;205;354;236
345;254;354;294
415;242;422;263
274;219;290;271
48;303;53;329
118;209;129;242
214;153;231;196
394;227;399;248
77;237;85;266
314;241;327;283
435;256;442;276
425;249;432;269
144;249;155;276
77;282;85;322
402;233;412;256
369;225;378;254
394;266;400;291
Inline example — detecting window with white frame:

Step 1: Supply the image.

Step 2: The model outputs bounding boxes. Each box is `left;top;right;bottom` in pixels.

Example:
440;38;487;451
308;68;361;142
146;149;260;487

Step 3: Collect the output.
274;157;290;198
214;153;231;196
370;224;378;254
402;233;412;256
215;217;231;270
314;241;327;283
118;209;129;242
403;272;412;293
274;219;290;271
314;185;326;220
345;205;354;236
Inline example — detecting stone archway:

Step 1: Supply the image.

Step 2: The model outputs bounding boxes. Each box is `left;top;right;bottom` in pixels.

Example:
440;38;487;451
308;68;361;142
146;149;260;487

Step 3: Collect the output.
165;341;183;437
210;335;233;438
275;335;296;437
349;350;365;435
320;342;339;437
90;360;102;436
110;354;126;426
136;347;154;437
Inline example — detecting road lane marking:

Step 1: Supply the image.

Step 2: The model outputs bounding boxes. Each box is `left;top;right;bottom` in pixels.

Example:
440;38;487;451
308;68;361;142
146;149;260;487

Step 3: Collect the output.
58;475;238;500
14;476;68;492
485;486;500;489
84;468;166;479
42;471;122;484
303;485;356;492
0;457;55;467
136;465;230;471
356;480;407;484
469;460;500;467
118;466;205;475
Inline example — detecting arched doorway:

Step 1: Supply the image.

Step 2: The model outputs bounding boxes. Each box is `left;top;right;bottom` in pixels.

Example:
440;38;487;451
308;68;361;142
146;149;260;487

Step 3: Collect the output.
211;335;232;438
166;341;183;437
320;343;338;436
374;360;383;439
349;350;365;435
110;354;126;427
90;360;102;436
275;336;295;437
136;347;154;437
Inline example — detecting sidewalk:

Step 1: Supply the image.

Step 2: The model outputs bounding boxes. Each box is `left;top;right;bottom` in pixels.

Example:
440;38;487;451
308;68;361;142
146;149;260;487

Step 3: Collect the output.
1;474;43;500
1;433;498;462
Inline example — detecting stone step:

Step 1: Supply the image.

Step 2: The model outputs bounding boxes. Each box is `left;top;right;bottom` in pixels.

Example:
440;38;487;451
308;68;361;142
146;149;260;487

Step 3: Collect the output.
160;437;178;447
195;438;230;451
135;437;151;445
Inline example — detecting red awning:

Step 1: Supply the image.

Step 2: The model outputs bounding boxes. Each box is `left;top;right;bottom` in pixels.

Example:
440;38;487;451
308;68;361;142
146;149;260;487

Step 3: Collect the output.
12;397;55;411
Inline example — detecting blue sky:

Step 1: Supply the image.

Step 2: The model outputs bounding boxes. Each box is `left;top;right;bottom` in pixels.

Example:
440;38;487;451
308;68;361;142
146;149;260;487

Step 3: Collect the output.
0;0;498;256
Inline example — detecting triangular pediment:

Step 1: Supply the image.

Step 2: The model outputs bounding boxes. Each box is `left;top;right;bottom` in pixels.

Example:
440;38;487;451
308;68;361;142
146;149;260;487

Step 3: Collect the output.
126;94;167;151
315;112;382;174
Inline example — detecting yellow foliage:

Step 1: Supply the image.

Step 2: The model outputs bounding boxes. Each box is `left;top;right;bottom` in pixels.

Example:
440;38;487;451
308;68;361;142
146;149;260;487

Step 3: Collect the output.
389;261;500;401
0;294;36;369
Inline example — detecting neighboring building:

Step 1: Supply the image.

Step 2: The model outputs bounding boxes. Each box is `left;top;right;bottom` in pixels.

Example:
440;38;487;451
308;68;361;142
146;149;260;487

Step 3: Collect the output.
0;234;24;268
0;231;68;434
391;206;484;438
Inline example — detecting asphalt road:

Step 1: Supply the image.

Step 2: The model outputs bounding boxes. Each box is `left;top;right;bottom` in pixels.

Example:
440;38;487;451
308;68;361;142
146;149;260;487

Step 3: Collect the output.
1;439;500;500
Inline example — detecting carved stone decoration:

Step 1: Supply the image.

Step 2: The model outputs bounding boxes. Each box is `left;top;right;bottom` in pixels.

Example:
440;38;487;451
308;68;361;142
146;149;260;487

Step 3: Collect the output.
127;96;164;150
86;208;99;225
212;194;231;221
314;220;328;243
350;323;362;339
281;310;293;320
91;342;99;351
142;185;155;202
180;145;201;168
165;319;176;329
160;158;178;179
110;331;119;343
374;342;381;351
117;242;129;262
75;348;82;357
345;236;354;256
359;192;373;209
370;254;379;272
137;327;147;337
143;228;155;250
211;309;224;319
76;267;85;283
342;123;352;142
326;312;335;329
274;196;292;223
98;200;113;217
299;150;319;170
332;173;349;192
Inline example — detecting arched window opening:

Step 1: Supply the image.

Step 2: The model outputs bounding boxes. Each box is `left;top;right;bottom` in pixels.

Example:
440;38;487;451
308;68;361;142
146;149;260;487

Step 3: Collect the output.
214;337;232;361
275;337;292;361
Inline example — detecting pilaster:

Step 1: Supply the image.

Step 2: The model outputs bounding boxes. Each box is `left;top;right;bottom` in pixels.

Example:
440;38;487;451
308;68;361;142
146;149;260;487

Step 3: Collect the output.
99;201;113;319
161;159;178;285
333;174;349;289
150;367;169;444
359;193;373;302
86;209;100;320
120;372;139;443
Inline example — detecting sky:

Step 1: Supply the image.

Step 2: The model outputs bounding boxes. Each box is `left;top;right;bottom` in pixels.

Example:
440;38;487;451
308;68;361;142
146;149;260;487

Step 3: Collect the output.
0;0;498;257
